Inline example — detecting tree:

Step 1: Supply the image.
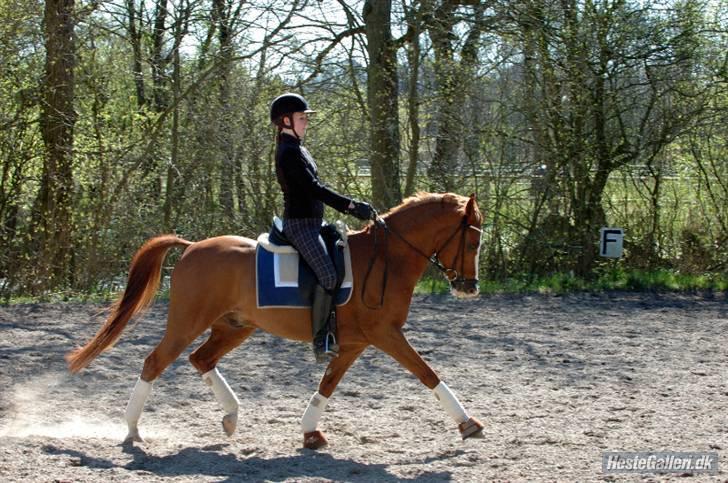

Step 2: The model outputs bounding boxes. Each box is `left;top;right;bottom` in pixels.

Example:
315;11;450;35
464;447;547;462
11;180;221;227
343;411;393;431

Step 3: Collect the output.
33;0;77;290
0;0;726;296
514;0;710;275
425;0;488;192
403;0;423;197
363;0;402;210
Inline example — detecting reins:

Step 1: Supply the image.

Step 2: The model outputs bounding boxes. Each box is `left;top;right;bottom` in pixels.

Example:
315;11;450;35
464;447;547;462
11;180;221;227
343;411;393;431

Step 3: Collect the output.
360;214;481;309
361;218;390;309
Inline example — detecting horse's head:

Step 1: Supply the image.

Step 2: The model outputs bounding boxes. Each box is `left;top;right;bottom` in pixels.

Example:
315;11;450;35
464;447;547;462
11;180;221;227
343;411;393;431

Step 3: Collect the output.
369;192;483;303
434;194;482;299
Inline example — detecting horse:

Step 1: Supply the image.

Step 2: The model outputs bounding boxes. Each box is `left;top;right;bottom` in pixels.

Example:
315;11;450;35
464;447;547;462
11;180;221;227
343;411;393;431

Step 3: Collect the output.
66;192;485;449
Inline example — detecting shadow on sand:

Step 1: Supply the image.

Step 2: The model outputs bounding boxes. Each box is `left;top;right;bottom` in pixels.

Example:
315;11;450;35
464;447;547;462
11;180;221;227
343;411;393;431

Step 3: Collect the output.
43;442;454;482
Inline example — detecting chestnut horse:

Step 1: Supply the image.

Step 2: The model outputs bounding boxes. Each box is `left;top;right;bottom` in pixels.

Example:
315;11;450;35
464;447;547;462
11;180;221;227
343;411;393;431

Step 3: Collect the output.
66;192;485;449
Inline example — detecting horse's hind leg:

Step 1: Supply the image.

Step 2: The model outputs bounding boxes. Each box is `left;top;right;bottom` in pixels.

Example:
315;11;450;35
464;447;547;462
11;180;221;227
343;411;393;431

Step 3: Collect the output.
124;330;200;443
125;295;216;443
189;318;256;437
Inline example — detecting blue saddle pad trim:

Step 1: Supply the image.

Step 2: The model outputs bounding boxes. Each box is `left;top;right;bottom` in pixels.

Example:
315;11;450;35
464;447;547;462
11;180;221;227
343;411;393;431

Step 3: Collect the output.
256;246;352;308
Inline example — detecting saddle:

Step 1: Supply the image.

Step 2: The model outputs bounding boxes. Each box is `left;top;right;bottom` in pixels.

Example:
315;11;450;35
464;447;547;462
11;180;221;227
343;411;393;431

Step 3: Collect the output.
255;217;353;308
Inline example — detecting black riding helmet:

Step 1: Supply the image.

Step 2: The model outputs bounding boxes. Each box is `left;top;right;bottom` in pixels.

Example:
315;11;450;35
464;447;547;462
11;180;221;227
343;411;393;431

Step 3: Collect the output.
270;93;316;124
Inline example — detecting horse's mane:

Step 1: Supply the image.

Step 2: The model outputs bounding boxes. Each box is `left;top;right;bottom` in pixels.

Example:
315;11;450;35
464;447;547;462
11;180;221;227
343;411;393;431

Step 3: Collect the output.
382;192;465;219
352;192;471;236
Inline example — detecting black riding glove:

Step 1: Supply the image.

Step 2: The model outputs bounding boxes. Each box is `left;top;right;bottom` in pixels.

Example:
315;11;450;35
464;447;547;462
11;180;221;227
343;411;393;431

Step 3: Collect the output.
348;200;376;221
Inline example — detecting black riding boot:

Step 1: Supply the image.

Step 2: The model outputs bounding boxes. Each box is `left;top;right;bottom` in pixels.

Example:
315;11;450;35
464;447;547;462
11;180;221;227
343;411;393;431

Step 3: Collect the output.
312;285;339;363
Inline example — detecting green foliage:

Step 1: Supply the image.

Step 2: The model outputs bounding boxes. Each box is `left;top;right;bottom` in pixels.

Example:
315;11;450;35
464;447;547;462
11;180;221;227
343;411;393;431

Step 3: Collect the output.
417;269;728;296
593;268;728;292
1;0;727;298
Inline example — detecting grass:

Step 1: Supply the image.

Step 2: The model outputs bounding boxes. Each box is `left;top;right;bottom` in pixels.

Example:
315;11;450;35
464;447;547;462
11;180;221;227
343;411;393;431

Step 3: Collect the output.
2;285;172;306
416;268;728;295
4;290;121;305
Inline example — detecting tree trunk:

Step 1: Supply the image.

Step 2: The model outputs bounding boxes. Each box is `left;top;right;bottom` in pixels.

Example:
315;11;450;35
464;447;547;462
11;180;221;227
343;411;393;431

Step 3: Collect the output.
426;1;486;193
35;0;76;291
426;1;458;192
363;0;402;210
151;0;169;113
126;0;146;108
164;25;182;231
214;0;235;221
403;6;421;198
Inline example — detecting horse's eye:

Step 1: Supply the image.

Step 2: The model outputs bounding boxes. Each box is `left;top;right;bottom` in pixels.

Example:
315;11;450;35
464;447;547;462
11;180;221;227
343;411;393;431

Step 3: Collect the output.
469;243;479;250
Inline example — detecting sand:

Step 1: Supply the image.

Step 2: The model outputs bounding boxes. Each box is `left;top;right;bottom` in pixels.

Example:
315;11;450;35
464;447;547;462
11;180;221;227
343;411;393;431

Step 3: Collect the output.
0;292;726;482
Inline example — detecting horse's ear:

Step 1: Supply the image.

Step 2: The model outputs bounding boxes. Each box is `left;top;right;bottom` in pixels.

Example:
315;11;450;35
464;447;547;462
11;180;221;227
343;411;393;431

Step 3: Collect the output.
465;194;479;223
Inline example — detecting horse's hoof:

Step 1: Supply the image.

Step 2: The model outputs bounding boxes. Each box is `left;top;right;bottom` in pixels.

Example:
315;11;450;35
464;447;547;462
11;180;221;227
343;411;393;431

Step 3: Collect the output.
459;417;484;440
222;412;238;437
303;430;328;450
124;430;143;443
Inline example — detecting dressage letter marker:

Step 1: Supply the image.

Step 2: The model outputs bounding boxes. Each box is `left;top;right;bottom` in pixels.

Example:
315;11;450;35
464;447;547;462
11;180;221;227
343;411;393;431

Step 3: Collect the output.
600;228;624;258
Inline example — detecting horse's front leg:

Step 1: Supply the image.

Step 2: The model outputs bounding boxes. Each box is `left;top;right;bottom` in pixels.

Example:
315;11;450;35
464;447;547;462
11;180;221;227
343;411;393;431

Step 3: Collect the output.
371;327;484;440
301;344;366;449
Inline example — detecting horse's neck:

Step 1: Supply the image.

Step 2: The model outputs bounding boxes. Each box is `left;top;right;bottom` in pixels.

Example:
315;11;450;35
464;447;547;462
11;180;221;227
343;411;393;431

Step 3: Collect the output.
384;205;459;292
385;205;454;256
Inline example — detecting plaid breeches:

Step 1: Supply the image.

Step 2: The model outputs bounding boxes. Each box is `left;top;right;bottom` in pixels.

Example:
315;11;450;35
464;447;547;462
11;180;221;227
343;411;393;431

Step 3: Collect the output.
283;218;337;291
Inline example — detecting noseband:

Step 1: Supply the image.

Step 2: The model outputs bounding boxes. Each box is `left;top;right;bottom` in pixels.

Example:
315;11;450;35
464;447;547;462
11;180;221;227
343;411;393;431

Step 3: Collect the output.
361;215;481;309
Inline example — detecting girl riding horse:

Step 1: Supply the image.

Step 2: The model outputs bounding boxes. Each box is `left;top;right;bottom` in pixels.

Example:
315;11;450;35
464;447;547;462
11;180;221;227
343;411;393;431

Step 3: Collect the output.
270;93;374;362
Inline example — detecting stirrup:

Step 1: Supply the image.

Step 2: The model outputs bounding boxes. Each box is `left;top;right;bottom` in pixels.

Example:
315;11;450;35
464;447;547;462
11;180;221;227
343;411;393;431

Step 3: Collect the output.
314;351;333;364
324;331;339;355
313;348;336;363
313;332;339;363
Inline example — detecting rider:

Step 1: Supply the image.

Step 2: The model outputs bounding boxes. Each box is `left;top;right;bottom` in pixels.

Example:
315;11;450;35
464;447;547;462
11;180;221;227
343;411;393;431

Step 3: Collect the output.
270;93;374;362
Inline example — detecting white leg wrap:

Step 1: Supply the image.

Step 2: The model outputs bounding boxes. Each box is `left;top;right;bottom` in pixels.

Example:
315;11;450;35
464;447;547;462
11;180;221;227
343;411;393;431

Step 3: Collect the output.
125;377;152;427
202;368;239;414
301;392;328;433
433;381;469;424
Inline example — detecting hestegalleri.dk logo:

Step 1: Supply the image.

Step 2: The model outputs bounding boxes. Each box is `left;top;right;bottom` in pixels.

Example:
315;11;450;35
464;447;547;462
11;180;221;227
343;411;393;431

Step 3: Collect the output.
603;452;718;474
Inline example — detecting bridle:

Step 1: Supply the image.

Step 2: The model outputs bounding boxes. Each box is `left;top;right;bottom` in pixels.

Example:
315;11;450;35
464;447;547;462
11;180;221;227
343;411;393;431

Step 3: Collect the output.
361;214;482;309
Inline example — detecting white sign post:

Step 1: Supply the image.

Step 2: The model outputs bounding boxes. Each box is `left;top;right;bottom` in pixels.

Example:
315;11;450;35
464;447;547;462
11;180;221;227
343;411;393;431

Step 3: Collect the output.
600;228;624;258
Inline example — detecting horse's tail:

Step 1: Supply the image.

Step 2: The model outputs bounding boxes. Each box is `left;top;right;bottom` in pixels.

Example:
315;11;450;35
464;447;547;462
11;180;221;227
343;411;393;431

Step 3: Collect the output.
65;235;193;373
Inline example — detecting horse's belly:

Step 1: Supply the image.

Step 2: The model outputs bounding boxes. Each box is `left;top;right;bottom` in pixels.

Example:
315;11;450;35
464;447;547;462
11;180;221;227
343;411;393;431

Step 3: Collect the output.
247;308;312;342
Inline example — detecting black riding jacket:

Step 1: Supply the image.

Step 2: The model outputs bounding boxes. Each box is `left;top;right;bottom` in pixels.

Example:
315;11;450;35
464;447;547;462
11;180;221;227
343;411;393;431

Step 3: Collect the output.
275;133;351;219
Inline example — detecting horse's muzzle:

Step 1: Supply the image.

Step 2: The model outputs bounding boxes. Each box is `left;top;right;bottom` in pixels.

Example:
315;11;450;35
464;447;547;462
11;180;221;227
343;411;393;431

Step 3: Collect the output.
450;278;480;298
